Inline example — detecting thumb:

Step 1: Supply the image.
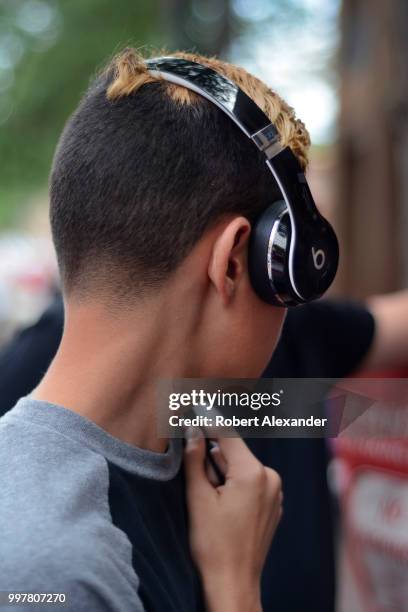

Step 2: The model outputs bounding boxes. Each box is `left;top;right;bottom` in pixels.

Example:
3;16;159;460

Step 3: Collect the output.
184;427;213;497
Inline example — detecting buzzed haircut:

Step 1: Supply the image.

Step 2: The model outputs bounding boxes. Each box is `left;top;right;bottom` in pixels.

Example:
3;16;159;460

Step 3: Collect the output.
50;48;310;299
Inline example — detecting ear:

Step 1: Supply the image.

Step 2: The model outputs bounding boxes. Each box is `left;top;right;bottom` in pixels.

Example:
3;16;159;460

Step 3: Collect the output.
208;217;251;305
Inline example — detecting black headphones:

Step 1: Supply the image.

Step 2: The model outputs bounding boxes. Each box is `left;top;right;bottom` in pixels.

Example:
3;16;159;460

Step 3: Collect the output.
146;57;339;307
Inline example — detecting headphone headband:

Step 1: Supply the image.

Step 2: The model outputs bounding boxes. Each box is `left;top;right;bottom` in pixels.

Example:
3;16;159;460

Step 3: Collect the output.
145;57;339;305
146;57;282;159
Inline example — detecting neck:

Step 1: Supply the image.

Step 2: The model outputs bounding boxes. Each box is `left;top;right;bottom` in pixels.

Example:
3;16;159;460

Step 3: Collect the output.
34;295;197;453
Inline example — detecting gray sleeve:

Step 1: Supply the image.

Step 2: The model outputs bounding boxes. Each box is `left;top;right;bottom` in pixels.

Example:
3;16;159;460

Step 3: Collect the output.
0;541;146;612
62;571;146;612
60;555;146;612
0;417;146;611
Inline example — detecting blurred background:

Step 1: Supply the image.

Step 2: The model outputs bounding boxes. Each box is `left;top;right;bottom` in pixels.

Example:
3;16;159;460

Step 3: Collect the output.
1;0;408;341
1;2;407;610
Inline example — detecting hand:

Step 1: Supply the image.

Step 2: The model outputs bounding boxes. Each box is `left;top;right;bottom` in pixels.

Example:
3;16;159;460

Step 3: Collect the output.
184;430;283;612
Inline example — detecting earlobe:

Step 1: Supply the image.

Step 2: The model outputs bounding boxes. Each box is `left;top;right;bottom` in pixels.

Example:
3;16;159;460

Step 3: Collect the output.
208;217;251;305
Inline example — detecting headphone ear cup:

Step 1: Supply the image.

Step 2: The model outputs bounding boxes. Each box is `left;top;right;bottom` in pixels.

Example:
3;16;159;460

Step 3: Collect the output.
248;200;298;306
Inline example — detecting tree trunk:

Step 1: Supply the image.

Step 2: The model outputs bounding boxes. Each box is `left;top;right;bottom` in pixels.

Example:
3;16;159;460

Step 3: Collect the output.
338;0;408;297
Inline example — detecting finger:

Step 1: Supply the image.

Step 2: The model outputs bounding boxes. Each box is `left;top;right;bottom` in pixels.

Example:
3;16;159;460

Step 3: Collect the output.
209;445;228;475
206;460;220;487
264;468;283;524
268;496;283;535
207;445;226;486
276;503;283;526
266;467;282;494
214;436;259;477
184;427;214;497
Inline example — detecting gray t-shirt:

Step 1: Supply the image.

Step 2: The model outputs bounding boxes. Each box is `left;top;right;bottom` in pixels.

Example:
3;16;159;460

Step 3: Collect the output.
0;398;196;611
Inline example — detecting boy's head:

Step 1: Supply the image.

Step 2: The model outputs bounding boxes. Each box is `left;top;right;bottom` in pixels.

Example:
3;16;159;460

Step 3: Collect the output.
50;48;310;376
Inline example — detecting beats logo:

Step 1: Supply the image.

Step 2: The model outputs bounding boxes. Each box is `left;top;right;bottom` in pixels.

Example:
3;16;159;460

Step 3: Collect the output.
312;247;326;271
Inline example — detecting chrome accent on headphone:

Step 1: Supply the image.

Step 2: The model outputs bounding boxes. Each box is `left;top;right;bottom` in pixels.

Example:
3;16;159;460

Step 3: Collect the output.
252;124;283;159
265;159;302;300
266;214;286;306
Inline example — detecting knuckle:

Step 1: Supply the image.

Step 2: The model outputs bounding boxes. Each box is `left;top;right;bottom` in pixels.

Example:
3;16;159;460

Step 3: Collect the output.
239;462;265;486
184;440;203;458
267;468;282;491
252;463;267;485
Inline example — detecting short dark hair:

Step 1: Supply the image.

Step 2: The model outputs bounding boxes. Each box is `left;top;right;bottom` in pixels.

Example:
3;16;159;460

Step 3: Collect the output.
50;50;305;300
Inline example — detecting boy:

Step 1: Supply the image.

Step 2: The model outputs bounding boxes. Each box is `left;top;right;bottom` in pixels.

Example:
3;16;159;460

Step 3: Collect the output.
0;48;314;610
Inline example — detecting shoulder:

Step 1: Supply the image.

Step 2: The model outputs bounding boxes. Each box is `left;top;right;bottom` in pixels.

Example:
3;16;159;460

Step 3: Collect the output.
0;405;146;610
0;410;110;512
0;413;142;608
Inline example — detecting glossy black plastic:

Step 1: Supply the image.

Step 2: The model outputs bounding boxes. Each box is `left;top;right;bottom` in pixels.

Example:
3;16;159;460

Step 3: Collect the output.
267;147;339;301
248;201;300;306
146;57;276;137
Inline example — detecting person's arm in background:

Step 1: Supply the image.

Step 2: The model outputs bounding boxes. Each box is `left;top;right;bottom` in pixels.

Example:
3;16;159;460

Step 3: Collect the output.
266;291;408;381
360;289;408;372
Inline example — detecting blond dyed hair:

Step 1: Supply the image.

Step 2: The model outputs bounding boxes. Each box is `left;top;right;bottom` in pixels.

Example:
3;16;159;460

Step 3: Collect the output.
106;48;310;169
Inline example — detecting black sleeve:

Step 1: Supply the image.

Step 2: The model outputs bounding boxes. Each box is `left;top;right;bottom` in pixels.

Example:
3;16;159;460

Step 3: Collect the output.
263;299;376;378
0;294;64;416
